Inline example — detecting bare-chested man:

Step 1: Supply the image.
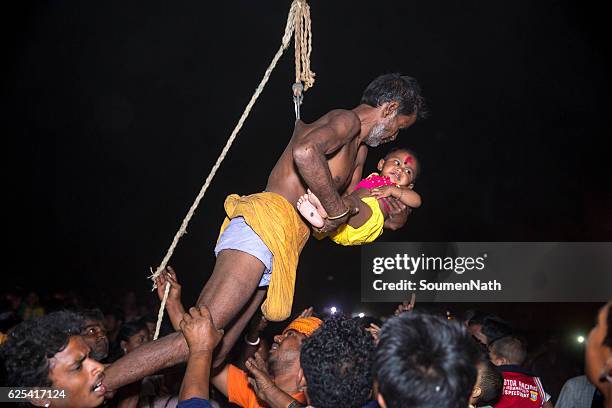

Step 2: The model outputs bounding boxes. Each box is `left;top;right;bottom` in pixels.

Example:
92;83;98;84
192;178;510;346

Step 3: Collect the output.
103;73;426;390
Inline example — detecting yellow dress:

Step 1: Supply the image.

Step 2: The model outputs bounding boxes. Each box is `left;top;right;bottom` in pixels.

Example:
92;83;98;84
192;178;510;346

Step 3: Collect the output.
324;196;385;246
219;192;310;321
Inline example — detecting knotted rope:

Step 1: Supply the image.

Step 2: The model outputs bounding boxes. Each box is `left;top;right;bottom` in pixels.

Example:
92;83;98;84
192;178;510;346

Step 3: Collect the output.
150;0;314;340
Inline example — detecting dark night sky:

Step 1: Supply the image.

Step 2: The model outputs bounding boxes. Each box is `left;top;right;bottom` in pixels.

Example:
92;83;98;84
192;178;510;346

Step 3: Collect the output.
6;1;611;323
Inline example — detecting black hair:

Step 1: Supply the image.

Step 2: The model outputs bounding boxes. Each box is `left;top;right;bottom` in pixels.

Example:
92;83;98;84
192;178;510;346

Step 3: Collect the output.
1;311;84;388
361;73;428;119
480;316;513;345
353;315;382;331
78;308;104;323
489;336;526;366
300;316;375;408
464;310;491;326
383;147;421;180
374;312;481;408
116;319;148;344
102;306;125;323
476;360;503;406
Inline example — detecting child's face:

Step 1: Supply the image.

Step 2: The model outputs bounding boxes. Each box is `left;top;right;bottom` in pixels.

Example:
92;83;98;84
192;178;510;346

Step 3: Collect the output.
378;150;418;187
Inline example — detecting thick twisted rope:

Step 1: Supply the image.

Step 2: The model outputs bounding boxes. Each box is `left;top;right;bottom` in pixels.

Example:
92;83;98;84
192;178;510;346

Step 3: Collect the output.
150;0;314;340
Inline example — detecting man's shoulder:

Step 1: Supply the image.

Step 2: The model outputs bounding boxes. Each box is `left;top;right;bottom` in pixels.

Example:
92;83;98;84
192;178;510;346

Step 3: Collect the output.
322;109;361;131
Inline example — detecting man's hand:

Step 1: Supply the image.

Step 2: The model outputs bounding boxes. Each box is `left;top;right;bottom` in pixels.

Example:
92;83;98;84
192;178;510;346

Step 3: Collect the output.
365;323;381;345
180;306;224;354
154;266;182;306
316;196;360;233
394;294;416;316
382;197;410;231
245;352;275;399
299;306;314;318
370;185;397;199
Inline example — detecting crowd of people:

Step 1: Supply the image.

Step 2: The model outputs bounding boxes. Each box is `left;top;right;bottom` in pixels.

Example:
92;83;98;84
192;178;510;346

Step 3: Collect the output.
1;276;610;408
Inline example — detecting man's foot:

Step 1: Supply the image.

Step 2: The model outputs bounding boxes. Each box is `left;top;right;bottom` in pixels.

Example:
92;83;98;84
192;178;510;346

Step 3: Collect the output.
307;189;328;218
297;194;325;228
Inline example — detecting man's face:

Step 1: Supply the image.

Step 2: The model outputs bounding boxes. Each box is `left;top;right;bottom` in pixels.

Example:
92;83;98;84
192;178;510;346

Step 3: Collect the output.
46;336;106;408
145;322;156;341
121;328;150;354
268;329;306;374
365;110;417;147
585;303;612;396
468;323;488;345
103;314;119;334
81;319;109;361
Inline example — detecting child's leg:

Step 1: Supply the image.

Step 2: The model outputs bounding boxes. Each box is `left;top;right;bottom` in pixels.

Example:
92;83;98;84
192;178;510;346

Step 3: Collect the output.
307;189;374;230
297;194;325;228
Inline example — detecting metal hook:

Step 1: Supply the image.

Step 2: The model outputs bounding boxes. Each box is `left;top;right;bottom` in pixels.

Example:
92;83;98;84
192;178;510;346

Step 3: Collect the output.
292;82;304;120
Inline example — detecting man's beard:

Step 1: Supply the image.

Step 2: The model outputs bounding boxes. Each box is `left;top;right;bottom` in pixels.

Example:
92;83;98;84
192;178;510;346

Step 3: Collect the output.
364;123;385;147
364;115;396;147
91;342;109;362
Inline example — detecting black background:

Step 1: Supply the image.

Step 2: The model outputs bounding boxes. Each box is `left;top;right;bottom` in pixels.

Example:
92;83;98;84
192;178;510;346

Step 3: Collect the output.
5;1;611;328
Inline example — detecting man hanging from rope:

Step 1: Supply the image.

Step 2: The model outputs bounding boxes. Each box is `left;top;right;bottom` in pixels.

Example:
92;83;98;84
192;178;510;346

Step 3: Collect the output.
103;73;427;391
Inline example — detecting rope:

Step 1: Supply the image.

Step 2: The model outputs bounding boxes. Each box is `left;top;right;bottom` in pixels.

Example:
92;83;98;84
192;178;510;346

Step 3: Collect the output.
150;0;314;340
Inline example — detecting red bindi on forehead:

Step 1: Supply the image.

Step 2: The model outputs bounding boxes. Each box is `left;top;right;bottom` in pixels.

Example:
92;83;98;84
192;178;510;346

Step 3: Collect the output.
403;155;414;165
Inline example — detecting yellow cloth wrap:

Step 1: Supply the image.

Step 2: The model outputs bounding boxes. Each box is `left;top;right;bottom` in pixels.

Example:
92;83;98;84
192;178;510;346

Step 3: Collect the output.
282;316;323;337
219;192;310;322
327;196;384;246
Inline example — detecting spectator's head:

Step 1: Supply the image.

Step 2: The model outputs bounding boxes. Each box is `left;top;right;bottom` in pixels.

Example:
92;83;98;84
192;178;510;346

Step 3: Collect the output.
1;311;106;407
268;316;323;377
25;291;40;307
78;309;109;362
374;312;481;408
117;320;149;355
585;302;612;402
300;316;375;408
102;307;124;336
488;336;526;366
465;312;512;346
140;314;157;341
469;360;503;407
480;316;513;345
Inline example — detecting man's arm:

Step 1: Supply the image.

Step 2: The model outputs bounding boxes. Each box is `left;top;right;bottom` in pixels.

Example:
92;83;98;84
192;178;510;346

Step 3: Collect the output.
179;306;224;401
292;110;361;230
382;198;410;231
209;364;229;397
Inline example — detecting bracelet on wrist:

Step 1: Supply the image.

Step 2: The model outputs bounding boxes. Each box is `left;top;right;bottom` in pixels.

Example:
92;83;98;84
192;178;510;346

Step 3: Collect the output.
327;206;350;220
244;335;260;346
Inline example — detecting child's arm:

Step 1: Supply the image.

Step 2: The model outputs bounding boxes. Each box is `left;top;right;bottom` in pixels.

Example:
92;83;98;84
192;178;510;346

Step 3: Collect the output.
371;185;421;208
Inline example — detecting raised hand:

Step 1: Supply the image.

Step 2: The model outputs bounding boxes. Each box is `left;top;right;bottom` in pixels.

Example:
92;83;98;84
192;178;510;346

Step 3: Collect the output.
180;306;224;354
154;266;182;306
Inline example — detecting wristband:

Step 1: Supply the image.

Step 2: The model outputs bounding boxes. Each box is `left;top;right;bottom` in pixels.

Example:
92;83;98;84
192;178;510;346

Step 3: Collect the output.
244;335;260;346
327;206;350;220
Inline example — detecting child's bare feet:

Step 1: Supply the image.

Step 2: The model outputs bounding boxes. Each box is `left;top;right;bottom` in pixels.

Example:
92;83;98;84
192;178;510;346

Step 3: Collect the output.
297;194;325;228
307;189;328;218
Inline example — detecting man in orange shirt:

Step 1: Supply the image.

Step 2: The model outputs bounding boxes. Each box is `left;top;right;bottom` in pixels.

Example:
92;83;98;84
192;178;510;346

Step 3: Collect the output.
211;315;322;408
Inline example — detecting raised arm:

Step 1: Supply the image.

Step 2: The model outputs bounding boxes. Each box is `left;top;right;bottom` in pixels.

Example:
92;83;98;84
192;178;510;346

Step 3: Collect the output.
154;266;186;331
179;306;224;401
292;110;362;230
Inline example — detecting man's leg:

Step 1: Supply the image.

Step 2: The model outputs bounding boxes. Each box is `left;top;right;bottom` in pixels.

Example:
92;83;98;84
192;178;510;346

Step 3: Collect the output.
104;249;265;390
197;249;267;365
209;287;267;367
